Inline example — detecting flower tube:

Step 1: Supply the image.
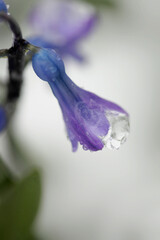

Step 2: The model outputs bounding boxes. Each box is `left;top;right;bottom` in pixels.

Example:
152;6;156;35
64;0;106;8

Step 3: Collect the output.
32;48;129;151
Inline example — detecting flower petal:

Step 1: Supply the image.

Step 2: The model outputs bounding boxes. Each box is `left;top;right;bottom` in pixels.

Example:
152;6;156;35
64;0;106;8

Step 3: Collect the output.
0;0;7;13
28;36;84;61
32;48;129;151
0;106;7;132
29;0;97;44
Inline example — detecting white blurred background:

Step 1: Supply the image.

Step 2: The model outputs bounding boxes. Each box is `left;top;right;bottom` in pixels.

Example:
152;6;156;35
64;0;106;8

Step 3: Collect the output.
0;0;160;239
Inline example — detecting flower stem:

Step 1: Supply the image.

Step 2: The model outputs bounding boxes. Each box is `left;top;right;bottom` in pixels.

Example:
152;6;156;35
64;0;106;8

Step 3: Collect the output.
0;12;40;126
7;40;25;101
0;12;22;41
0;13;24;102
0;49;8;58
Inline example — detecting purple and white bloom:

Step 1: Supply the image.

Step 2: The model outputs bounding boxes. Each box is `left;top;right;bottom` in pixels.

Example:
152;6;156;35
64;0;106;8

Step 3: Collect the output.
0;0;7;13
32;48;130;152
29;0;98;60
0;106;7;132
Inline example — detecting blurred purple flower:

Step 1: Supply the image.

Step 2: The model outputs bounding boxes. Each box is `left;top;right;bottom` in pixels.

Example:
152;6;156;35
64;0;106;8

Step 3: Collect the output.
29;0;98;61
28;36;85;62
0;106;7;132
0;0;7;13
32;48;129;152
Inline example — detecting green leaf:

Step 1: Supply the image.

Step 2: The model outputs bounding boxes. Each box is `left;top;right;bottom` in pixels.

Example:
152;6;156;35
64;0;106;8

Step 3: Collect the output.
23;232;40;240
7;130;41;174
0;169;41;240
7;130;32;171
0;156;15;195
0;157;12;184
81;0;116;8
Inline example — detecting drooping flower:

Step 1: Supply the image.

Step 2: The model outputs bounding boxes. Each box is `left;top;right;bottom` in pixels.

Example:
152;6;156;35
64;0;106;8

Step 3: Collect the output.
32;48;129;151
28;0;98;61
0;0;7;13
0;106;7;132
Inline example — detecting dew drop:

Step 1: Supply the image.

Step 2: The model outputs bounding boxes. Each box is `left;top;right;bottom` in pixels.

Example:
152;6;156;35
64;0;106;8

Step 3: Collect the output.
102;111;130;150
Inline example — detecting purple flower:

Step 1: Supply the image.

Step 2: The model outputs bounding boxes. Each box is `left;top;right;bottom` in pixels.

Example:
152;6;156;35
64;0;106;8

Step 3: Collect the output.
0;0;7;13
32;48;129;152
28;36;85;62
29;0;98;60
0;106;7;132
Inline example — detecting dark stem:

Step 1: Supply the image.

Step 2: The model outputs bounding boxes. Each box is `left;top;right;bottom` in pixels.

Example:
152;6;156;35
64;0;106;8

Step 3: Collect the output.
0;12;24;102
0;12;41;134
0;12;40;102
7;39;26;101
0;12;22;41
7;40;40;101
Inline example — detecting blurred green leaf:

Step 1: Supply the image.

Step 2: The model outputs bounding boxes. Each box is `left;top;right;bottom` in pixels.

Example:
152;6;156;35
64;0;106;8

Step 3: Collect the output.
7;130;40;174
0;156;16;195
24;232;40;240
81;0;116;7
0;169;41;240
7;130;32;172
0;156;13;184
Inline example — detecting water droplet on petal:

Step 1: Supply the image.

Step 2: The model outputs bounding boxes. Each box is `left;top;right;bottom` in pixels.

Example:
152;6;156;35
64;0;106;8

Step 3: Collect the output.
102;111;130;150
83;144;88;150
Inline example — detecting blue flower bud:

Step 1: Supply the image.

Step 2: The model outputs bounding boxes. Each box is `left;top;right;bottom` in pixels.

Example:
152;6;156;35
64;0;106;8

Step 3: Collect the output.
0;0;7;13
